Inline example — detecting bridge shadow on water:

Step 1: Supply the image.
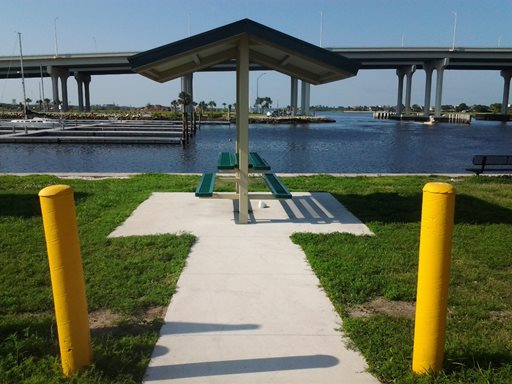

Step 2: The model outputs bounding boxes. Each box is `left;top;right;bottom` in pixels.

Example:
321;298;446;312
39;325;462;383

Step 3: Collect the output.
332;192;512;225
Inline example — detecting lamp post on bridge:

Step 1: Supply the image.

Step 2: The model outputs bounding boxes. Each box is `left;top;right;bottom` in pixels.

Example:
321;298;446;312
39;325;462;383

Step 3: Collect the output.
451;11;457;50
54;17;59;57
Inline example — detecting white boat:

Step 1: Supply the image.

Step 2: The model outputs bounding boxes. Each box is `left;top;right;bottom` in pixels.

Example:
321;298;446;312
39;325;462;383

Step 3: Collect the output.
8;117;59;128
423;116;437;126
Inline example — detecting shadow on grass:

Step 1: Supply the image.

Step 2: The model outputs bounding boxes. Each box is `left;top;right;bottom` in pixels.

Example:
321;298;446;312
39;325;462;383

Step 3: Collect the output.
445;350;512;373
333;192;512;225
90;319;163;382
0;192;89;218
0;315;161;382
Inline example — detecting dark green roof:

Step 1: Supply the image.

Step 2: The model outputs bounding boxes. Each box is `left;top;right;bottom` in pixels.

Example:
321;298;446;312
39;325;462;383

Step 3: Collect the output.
129;18;358;84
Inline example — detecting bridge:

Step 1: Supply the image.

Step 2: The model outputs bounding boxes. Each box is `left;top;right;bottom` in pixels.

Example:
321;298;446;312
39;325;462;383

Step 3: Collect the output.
1;48;511;116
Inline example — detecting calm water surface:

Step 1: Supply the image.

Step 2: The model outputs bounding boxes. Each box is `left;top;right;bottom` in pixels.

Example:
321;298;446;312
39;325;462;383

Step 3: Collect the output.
1;112;511;173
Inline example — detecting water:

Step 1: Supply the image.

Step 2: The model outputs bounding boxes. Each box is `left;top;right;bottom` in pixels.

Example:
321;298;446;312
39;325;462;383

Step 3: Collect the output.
1;112;511;173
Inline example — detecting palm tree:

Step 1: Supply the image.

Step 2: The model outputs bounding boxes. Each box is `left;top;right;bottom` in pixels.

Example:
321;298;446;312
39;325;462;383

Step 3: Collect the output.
44;98;50;111
196;101;207;116
208;100;216;118
170;99;179;112
178;92;191;112
36;99;43;110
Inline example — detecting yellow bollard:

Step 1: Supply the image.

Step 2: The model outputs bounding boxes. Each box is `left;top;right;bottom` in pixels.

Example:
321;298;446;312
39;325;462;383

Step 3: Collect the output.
39;185;91;376
412;182;455;374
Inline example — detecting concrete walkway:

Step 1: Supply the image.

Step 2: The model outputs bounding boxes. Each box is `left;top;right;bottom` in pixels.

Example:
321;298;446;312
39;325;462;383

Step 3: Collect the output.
110;192;379;383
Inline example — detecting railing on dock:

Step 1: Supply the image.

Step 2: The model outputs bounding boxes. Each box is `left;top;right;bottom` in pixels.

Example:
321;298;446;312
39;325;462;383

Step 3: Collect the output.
373;111;472;124
373;111;391;119
446;113;471;124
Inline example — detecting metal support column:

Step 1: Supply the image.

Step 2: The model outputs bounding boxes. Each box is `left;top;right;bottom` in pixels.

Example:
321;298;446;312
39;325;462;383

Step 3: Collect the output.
423;62;434;116
501;70;512;115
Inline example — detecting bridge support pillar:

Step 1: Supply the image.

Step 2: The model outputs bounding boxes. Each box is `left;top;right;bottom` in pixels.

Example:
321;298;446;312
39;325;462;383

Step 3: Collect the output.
405;65;416;115
434;59;449;117
396;67;406;115
290;77;298;116
181;74;194;113
47;67;69;111
74;73;91;112
50;71;59;107
83;75;91;112
500;70;512;115
300;81;310;115
74;73;84;112
60;72;69;112
423;62;434;116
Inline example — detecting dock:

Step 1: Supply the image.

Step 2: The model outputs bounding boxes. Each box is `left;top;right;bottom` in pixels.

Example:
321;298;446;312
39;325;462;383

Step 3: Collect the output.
373;111;472;124
0;119;193;145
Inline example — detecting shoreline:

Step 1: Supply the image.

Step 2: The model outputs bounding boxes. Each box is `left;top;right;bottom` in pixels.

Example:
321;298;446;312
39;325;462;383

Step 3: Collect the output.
0;172;480;179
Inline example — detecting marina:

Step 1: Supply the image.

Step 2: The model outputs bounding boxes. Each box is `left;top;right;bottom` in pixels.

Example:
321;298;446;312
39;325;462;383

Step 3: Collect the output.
0;119;194;145
1;112;510;174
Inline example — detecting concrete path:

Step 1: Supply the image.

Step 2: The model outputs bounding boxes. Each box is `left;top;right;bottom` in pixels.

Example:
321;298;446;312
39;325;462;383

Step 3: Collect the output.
110;192;379;383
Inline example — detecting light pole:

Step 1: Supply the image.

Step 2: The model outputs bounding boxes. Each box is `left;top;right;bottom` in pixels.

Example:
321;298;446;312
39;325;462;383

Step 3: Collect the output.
451;11;457;50
256;72;267;113
54;17;59;57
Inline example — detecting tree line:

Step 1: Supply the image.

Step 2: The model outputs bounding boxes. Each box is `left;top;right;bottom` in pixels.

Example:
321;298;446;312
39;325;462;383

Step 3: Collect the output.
311;102;509;114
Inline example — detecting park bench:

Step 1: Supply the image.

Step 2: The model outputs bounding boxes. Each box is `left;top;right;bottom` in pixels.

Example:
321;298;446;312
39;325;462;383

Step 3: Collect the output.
466;155;512;175
196;152;291;199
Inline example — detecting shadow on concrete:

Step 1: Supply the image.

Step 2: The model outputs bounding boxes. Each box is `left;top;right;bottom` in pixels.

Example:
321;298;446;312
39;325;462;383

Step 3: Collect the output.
145;354;339;380
232;192;363;225
160;321;260;335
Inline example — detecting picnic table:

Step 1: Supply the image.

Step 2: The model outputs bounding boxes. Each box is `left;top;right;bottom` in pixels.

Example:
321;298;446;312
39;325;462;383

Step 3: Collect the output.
195;151;292;201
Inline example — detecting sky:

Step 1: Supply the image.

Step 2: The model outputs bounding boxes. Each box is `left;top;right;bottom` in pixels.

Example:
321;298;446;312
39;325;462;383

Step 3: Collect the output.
0;0;511;108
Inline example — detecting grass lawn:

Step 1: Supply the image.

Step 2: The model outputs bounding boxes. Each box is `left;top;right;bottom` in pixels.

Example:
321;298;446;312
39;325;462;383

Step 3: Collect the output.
0;174;197;383
1;174;511;383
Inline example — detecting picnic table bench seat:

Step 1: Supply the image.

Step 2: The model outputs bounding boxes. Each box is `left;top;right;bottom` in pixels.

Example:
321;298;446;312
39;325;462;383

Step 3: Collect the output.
195;173;216;197
466;155;512;175
263;173;292;199
217;151;271;171
196;153;291;200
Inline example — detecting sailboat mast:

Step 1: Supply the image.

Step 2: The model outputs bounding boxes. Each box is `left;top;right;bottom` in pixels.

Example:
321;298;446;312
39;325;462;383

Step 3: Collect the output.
18;32;28;119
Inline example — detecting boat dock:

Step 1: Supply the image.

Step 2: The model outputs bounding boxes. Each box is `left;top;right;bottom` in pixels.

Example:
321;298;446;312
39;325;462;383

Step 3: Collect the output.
0;119;195;145
373;111;472;124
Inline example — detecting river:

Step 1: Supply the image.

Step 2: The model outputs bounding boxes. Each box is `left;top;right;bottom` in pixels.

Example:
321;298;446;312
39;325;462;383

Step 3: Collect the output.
1;112;511;173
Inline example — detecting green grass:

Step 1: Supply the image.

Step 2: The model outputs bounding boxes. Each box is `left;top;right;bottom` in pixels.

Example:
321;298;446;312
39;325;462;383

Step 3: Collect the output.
1;174;511;383
289;175;512;383
0;174;198;383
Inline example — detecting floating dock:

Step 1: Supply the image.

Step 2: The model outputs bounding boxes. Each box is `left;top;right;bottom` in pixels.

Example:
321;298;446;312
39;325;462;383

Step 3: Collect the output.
373;112;471;124
0;120;190;145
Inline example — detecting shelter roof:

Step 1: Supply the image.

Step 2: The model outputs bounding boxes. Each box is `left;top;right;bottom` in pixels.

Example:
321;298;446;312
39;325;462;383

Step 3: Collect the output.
129;18;358;85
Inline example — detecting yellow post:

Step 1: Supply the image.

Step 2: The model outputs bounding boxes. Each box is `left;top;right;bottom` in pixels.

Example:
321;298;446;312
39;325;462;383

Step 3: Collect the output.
39;185;91;376
412;182;455;374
